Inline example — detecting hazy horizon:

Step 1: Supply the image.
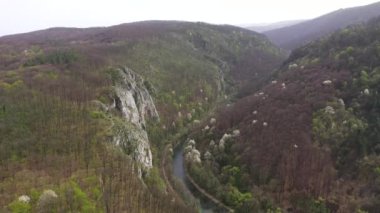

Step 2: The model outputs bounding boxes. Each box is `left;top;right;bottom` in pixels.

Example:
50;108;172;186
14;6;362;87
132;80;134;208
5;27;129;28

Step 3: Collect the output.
0;0;379;37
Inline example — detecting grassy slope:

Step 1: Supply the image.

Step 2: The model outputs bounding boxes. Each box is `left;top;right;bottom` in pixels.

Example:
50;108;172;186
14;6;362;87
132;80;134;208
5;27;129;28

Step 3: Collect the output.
0;21;284;212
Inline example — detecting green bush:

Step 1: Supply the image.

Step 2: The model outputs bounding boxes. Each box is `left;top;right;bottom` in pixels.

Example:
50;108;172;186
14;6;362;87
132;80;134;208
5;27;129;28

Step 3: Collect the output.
8;200;31;213
63;181;97;213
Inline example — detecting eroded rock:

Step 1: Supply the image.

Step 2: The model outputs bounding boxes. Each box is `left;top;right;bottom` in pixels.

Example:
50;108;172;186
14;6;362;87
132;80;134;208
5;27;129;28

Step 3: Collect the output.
113;67;159;171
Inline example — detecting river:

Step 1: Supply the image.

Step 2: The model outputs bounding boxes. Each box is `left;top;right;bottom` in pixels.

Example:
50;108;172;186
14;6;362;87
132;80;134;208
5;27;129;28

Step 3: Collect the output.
172;146;214;213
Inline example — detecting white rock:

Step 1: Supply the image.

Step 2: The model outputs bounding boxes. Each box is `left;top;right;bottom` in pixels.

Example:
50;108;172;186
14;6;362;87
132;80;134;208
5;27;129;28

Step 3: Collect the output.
258;92;264;96
293;144;298;148
113;67;159;170
204;125;210;131
323;80;332;85
18;195;30;203
252;110;258;115
252;120;257;124
263;122;268;127
272;80;277;84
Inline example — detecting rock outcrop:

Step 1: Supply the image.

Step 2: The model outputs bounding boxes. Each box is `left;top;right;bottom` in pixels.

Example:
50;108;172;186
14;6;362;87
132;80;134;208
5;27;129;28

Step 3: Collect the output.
112;67;159;172
114;67;159;129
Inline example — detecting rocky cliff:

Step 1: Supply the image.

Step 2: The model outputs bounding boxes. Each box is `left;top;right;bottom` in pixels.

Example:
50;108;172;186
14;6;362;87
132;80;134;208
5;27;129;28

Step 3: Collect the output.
112;67;159;173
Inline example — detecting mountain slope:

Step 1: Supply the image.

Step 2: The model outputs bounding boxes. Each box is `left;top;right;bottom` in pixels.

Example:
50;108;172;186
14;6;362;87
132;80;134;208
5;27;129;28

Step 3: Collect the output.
264;1;380;50
187;17;380;212
0;21;285;212
245;20;305;33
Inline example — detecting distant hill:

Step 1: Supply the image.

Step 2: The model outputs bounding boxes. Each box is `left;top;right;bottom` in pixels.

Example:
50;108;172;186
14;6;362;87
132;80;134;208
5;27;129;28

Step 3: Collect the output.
245;20;304;33
264;1;380;50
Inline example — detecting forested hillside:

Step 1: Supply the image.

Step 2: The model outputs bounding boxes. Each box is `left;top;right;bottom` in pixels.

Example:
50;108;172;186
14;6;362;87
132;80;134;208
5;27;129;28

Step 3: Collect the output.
0;21;284;212
187;17;380;212
264;1;380;50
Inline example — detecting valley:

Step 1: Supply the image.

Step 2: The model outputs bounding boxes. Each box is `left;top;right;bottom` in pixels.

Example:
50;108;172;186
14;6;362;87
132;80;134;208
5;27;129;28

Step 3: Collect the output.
1;3;380;213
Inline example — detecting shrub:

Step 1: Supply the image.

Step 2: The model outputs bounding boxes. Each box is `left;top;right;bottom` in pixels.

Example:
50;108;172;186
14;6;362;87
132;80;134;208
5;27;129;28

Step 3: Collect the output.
8;200;31;213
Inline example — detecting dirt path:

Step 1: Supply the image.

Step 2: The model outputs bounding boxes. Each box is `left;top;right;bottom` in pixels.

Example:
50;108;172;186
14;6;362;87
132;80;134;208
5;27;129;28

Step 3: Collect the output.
185;169;234;212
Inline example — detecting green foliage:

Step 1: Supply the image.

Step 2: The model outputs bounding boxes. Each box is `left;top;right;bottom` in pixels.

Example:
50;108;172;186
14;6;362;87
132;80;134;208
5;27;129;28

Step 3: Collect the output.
89;110;106;119
221;165;241;186
24;50;79;67
144;167;167;192
62;181;97;213
0;79;24;90
105;67;122;84
292;196;331;213
8;200;31;213
189;164;221;195
312;103;367;148
309;198;331;213
223;185;253;208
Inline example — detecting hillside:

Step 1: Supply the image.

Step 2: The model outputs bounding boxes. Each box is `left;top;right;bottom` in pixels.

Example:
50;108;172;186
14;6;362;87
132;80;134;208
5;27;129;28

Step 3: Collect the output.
264;1;380;50
186;17;380;212
245;20;305;33
0;21;284;212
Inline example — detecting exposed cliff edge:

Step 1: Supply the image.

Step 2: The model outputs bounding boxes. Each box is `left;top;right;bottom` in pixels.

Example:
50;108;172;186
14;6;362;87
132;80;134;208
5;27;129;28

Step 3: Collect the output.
112;67;159;173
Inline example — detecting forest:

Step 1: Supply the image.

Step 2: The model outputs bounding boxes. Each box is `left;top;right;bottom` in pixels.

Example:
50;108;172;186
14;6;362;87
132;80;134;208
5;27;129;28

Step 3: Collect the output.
186;16;380;213
1;5;380;213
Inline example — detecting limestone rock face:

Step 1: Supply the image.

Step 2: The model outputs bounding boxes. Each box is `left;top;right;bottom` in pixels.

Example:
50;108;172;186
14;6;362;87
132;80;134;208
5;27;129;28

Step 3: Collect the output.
114;67;159;129
113;67;159;171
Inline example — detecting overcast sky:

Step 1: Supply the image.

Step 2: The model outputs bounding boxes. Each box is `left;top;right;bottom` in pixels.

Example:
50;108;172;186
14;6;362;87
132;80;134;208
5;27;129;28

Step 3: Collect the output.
0;0;379;36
